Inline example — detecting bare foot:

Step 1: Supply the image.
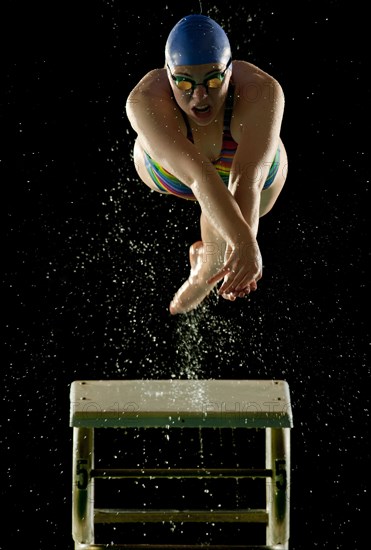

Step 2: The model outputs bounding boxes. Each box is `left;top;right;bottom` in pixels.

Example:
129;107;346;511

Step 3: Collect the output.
169;241;217;315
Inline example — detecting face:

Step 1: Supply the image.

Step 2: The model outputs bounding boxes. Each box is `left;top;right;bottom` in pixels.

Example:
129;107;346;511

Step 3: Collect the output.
167;60;232;126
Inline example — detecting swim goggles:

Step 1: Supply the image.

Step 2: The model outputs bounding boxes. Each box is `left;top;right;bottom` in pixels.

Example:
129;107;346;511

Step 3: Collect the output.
168;58;232;93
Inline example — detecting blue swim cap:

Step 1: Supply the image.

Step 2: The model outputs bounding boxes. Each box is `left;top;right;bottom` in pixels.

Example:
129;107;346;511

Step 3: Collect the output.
165;14;231;69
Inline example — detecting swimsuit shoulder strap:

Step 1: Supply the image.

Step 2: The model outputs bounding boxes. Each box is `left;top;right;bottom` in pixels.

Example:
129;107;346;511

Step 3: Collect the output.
181;110;193;141
223;84;235;130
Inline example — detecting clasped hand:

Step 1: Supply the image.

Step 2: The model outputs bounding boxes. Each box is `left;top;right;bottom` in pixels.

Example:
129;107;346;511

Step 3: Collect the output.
207;240;263;299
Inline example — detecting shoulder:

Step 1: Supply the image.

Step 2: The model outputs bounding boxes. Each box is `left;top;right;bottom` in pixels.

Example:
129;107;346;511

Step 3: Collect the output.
126;68;180;132
231;60;284;112
231;60;283;92
126;68;171;109
229;61;285;142
230;61;284;118
125;68;188;143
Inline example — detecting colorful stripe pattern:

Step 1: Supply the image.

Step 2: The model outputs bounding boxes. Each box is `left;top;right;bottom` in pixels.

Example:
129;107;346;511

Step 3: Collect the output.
212;111;238;186
263;147;281;190
144;152;196;200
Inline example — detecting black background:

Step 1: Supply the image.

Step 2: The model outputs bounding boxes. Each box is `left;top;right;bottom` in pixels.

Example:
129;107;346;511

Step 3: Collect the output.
2;1;368;548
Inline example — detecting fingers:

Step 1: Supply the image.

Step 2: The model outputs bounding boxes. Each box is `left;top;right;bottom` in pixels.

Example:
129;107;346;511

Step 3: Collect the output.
250;279;258;291
207;266;259;297
206;265;232;287
206;243;262;297
218;271;247;296
221;292;237;301
221;283;256;301
220;269;260;299
219;266;262;295
207;261;248;290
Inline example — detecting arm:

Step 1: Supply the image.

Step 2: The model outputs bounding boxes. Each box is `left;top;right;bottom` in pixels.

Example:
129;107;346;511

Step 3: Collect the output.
207;63;285;294
230;64;285;232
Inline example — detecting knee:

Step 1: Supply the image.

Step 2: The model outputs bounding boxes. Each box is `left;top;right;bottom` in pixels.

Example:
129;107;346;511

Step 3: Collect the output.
259;172;286;217
133;139;142;170
132;139;152;187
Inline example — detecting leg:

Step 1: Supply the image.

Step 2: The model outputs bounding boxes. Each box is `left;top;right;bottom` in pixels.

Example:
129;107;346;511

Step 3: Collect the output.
259;139;288;217
133;138;168;193
169;213;226;315
133;139;229;314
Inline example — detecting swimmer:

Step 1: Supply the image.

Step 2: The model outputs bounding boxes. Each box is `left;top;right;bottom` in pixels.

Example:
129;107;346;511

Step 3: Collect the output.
126;14;288;315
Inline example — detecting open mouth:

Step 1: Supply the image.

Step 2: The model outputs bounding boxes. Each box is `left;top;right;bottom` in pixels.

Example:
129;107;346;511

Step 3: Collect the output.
193;105;210;113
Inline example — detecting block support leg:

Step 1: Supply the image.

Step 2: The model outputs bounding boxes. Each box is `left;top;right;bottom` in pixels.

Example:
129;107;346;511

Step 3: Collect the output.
72;426;94;546
266;427;290;549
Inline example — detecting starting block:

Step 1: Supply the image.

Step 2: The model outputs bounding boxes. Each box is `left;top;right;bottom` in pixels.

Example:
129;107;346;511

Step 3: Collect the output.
70;379;293;549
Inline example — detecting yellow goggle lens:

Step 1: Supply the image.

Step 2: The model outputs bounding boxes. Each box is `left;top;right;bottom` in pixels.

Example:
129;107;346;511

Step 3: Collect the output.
176;80;193;91
206;77;223;89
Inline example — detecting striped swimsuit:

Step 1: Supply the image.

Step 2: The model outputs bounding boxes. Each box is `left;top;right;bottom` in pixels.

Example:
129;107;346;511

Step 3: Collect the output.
143;87;280;200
